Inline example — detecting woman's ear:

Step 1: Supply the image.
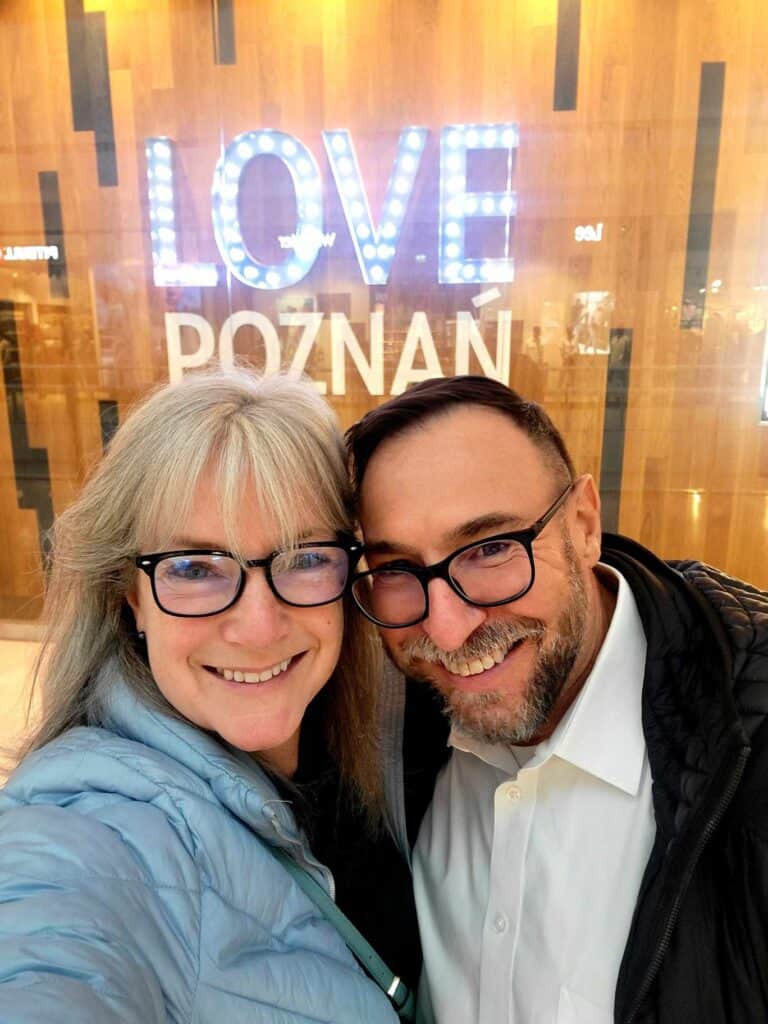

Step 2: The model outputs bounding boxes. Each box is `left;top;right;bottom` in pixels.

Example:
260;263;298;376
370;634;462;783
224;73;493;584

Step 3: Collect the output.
125;587;144;634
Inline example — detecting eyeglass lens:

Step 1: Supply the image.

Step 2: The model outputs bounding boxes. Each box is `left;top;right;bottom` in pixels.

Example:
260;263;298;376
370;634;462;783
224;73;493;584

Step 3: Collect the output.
352;536;532;626
153;546;350;615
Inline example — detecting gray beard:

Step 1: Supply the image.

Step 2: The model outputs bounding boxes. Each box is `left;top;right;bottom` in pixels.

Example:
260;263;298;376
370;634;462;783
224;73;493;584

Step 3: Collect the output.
392;544;588;747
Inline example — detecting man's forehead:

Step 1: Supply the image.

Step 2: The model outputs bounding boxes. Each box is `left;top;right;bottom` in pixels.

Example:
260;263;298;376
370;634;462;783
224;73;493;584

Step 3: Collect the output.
358;407;553;554
360;405;547;495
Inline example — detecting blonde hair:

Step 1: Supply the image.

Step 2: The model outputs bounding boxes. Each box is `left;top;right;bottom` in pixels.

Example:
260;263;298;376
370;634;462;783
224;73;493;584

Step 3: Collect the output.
25;368;383;815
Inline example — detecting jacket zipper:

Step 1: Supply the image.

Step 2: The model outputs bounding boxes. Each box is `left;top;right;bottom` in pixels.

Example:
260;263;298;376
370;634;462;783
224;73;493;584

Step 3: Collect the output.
622;745;748;1023
263;804;337;901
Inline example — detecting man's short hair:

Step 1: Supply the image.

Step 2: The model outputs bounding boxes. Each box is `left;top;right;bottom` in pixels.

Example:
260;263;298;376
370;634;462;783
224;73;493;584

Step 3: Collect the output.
346;375;576;498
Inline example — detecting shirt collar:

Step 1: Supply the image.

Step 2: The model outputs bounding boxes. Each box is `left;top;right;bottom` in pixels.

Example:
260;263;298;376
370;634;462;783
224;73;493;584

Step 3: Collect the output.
450;566;648;795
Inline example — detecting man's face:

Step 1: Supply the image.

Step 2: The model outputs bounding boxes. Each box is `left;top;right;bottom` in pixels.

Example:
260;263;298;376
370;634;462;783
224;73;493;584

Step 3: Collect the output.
358;405;606;746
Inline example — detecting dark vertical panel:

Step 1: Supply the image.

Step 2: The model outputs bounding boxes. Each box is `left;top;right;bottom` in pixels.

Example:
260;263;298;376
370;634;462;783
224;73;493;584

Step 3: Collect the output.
63;2;117;186
553;0;581;112
38;172;69;300
98;399;120;450
212;0;237;65
84;12;118;187
0;302;54;550
599;328;633;532
64;0;93;130
681;62;726;329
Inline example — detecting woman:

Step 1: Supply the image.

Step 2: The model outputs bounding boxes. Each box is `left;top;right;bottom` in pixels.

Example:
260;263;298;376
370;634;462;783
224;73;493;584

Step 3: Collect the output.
0;369;414;1022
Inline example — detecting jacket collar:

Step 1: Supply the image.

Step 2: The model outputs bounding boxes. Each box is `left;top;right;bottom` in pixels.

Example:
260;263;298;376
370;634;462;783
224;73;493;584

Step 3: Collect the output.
91;658;301;844
600;533;749;839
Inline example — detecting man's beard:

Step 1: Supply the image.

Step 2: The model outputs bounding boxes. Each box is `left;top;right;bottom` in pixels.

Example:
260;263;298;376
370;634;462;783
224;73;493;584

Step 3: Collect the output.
390;539;589;747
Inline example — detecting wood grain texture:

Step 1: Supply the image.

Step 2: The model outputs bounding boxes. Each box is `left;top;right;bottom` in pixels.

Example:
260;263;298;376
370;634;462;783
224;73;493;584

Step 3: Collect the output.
1;0;768;621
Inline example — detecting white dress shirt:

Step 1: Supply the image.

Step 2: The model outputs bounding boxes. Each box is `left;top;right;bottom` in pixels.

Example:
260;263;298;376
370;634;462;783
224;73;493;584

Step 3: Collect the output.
414;567;655;1024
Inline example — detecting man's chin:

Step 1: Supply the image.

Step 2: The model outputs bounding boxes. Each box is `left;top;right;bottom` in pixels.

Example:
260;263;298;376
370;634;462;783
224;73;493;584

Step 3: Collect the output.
443;687;541;746
385;646;553;745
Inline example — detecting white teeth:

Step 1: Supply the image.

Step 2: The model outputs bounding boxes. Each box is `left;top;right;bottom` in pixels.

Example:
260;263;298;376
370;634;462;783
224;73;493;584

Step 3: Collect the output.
216;657;292;684
446;643;517;678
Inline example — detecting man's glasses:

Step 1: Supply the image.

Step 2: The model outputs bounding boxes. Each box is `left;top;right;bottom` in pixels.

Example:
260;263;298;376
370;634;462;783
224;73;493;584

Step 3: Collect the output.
350;483;574;629
135;539;362;618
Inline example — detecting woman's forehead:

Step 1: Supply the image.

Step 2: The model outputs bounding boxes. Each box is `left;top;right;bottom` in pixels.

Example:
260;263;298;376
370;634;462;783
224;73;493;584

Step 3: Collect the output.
148;491;333;553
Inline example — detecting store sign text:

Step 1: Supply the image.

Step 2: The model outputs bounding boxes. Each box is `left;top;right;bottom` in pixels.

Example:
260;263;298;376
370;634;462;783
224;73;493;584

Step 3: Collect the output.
166;308;513;395
1;245;59;262
146;122;519;291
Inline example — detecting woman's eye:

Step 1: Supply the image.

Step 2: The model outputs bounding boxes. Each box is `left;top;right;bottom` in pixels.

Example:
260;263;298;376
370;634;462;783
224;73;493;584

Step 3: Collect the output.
288;551;329;571
276;547;344;574
166;560;219;580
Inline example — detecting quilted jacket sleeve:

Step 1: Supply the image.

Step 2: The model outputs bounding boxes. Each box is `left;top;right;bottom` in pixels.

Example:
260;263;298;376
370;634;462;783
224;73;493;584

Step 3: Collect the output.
0;801;200;1023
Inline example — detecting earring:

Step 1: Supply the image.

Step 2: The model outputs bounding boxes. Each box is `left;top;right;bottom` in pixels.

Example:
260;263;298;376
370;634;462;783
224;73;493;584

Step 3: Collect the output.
137;631;146;641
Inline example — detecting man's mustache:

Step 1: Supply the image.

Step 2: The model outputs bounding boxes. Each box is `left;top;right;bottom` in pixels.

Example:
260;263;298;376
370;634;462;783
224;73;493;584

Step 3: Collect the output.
397;618;547;674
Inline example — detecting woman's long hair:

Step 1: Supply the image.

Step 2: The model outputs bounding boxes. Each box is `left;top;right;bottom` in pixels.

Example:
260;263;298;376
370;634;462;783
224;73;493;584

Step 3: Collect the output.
23;368;383;818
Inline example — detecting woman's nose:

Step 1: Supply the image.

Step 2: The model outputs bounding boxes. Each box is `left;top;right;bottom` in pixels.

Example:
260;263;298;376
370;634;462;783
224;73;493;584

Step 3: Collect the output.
218;570;291;646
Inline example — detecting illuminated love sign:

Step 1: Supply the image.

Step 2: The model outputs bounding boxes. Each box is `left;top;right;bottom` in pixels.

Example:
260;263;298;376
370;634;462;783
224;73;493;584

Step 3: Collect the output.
145;122;518;291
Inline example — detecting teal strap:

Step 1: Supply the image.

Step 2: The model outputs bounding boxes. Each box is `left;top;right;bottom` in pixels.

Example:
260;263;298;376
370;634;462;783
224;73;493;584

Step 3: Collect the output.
269;845;415;1021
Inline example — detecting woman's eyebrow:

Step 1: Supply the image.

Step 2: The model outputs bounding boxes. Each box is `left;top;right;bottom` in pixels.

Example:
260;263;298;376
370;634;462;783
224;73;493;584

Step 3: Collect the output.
164;526;328;550
164;537;224;550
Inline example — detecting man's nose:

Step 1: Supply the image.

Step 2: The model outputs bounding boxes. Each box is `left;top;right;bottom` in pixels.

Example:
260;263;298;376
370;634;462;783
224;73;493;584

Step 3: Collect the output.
219;570;290;646
420;578;487;652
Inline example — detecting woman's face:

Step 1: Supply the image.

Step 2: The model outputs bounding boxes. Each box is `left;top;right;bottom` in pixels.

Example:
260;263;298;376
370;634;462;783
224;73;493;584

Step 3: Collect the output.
127;474;344;776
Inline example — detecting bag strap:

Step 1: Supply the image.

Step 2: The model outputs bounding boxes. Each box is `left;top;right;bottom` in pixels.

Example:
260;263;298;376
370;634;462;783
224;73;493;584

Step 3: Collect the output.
269;845;416;1022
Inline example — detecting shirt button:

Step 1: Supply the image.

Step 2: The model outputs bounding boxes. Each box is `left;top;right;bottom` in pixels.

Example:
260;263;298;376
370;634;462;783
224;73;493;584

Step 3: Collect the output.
505;784;521;801
493;912;509;934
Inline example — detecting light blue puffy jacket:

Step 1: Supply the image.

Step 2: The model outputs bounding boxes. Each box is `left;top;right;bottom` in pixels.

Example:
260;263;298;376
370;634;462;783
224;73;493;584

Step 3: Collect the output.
0;664;398;1023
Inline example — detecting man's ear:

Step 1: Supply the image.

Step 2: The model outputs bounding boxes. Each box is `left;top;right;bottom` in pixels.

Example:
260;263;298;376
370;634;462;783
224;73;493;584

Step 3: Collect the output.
569;474;602;567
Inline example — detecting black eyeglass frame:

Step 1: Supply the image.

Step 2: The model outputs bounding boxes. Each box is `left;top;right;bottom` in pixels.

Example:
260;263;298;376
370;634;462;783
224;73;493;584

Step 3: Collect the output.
350;482;575;629
135;538;364;618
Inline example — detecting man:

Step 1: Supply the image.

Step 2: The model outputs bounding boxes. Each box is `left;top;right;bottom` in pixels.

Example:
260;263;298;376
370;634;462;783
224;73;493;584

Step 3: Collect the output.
346;376;768;1024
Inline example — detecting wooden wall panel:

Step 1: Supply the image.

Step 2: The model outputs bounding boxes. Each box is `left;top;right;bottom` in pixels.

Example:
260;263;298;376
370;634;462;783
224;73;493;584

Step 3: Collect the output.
2;0;768;622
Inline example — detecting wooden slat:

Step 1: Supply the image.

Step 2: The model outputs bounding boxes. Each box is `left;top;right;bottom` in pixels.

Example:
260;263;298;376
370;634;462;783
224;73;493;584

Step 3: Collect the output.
1;0;768;621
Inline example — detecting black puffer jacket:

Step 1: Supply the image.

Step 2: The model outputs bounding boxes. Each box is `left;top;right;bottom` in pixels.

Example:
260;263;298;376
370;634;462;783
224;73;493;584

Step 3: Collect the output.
400;533;768;1023
602;534;768;1023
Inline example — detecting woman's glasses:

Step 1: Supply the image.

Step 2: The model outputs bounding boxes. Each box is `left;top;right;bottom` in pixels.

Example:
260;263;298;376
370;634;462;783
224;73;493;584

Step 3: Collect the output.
135;540;362;618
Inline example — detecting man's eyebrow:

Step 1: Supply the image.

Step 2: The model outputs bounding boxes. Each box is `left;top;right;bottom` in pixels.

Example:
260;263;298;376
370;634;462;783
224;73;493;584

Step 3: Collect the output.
362;539;421;559
364;513;529;560
446;513;528;544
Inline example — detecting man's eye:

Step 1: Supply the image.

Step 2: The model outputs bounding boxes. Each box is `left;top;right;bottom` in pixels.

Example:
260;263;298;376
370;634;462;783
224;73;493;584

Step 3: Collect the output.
371;558;418;572
462;539;522;567
477;541;513;558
